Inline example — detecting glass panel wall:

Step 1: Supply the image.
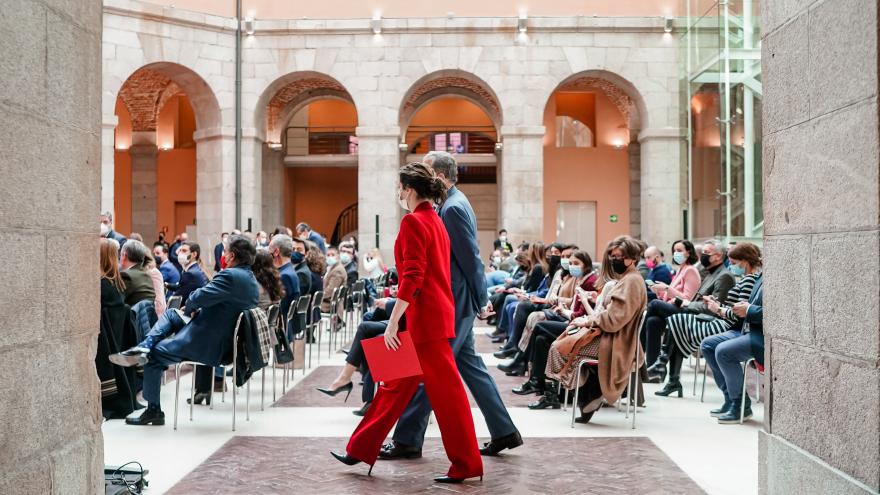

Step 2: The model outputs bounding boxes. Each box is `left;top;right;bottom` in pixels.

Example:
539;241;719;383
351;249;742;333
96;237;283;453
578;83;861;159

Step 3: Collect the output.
681;0;762;243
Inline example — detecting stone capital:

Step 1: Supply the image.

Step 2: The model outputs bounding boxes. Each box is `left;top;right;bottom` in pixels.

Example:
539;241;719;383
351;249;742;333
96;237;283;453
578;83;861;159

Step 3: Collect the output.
500;125;546;138
356;126;401;138
128;143;158;157
637;127;687;143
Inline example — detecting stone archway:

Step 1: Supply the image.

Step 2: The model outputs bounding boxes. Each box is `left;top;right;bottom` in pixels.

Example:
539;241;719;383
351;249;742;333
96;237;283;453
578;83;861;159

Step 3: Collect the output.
112;62;221;245
254;72;358;237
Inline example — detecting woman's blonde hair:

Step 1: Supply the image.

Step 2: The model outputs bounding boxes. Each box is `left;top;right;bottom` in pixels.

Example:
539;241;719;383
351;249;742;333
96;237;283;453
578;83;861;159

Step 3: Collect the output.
100;238;125;292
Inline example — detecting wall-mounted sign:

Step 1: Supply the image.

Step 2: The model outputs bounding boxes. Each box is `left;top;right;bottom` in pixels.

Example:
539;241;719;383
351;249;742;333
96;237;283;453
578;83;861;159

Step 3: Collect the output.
609;214;619;223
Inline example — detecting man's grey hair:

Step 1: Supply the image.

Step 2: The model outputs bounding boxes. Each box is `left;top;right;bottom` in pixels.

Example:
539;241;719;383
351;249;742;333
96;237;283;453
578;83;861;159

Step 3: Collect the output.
270;234;294;258
703;239;727;258
295;222;311;233
423;151;458;184
121;239;149;265
100;211;113;222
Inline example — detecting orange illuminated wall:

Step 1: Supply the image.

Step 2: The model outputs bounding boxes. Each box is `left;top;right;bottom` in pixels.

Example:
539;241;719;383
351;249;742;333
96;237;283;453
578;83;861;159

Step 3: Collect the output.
543;90;631;250
406;97;496;153
554;92;597;139
113;94;198;239
285;167;358;240
307;99;357;128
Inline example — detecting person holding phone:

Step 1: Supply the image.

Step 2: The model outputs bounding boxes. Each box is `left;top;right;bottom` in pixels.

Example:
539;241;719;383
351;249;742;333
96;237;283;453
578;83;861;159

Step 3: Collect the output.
331;162;482;484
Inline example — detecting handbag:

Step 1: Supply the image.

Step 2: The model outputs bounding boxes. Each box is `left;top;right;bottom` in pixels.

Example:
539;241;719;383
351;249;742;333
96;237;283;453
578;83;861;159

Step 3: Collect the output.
273;324;294;365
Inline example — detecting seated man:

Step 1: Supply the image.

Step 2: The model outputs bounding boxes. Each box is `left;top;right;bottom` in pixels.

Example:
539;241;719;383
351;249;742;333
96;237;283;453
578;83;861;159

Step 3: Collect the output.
701;274;763;424
110;235;260;425
643;245;673;301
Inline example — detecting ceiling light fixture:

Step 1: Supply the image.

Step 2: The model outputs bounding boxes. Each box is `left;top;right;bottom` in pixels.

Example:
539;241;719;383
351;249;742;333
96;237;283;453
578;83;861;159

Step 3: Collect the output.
517;13;528;34
243;17;255;35
664;16;674;33
371;13;382;35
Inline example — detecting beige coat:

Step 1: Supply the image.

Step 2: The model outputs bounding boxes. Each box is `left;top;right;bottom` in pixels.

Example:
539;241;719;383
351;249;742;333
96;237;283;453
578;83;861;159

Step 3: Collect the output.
585;270;647;403
322;263;348;313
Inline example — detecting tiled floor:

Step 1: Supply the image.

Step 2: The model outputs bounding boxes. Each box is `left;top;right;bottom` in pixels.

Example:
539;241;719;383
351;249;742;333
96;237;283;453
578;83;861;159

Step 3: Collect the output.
102;322;763;494
167;436;704;494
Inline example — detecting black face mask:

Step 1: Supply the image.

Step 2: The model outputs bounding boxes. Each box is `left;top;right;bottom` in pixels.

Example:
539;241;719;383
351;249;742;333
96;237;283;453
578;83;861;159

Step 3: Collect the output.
548;255;561;273
611;258;628;274
700;253;712;267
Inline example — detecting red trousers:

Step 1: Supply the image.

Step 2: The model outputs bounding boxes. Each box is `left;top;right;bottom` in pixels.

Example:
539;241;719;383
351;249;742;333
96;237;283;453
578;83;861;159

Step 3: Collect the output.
346;338;483;478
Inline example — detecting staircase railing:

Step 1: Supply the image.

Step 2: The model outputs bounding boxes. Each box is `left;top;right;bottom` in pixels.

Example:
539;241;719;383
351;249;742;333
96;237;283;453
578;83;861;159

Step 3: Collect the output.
331;202;358;246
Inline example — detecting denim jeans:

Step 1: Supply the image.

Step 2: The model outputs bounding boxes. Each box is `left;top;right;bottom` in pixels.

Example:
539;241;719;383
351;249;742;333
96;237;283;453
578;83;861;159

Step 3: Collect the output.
701;330;753;403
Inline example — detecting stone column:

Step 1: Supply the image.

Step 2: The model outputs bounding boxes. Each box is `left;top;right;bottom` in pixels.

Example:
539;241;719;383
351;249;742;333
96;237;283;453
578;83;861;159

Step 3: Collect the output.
356;127;401;263
628;142;642;239
760;0;880;493
129;131;158;239
500;126;545;244
241;130;263;232
101;115;118;214
261;142;285;231
638;128;685;250
193;127;235;262
0;0;103;492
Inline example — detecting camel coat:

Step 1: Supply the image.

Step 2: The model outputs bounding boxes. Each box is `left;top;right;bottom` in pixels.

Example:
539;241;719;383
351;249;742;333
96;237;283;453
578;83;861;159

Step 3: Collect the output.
585;269;647;403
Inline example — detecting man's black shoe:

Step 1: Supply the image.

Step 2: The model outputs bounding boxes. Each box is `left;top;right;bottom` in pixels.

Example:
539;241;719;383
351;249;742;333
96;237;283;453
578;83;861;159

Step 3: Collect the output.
490;336;506;344
377;441;422;460
511;379;540;396
125;407;165;426
479;430;524;456
493;347;517;359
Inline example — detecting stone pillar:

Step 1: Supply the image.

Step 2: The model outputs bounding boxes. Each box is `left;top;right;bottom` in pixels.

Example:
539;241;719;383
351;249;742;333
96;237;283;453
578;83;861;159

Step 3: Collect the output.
0;0;103;492
356;127;401;263
261;142;285;231
628;142;642;239
638;128;685;250
101;115;118;214
193;128;235;263
500;126;545;244
129;133;158;239
760;0;880;493
241;131;263;232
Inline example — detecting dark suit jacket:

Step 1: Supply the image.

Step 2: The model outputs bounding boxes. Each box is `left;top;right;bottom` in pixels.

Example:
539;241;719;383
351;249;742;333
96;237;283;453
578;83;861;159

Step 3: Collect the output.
687;264;736;314
439;186;487;317
169;265;260;365
745;275;764;365
395;201;455;342
173;263;208;306
108;230;127;249
213;242;224;272
308;231;327;254
278;262;300;320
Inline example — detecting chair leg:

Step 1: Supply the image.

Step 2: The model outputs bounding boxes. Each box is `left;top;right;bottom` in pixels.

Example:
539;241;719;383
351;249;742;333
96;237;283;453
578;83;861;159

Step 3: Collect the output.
562;387;567;412
700;361;708;402
246;379;251;421
571;364;583;428
272;357;277;402
260;367;265;411
173;364;181;430
693;349;700;396
221;366;226;403
232;366;237;432
740;360;750;425
190;365;195;421
209;367;215;410
632;365;639;430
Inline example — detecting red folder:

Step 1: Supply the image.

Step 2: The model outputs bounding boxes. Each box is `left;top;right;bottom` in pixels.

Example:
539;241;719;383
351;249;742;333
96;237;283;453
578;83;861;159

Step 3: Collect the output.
362;331;423;383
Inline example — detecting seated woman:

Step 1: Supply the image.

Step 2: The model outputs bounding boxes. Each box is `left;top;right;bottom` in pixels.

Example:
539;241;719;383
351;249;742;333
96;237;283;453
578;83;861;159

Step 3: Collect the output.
537;236;647;423
322;246;348;313
362;248;387;280
97;239;139;419
655;242;762;398
305;240;326;295
495;243;547;340
252;250;284;311
499;250;596;376
643;239;702;378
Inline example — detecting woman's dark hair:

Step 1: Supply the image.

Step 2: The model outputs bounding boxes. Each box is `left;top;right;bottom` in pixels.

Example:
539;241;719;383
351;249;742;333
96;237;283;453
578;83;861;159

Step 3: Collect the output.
252;251;284;302
672;239;698;265
399;162;448;203
570;250;593;273
728;242;762;269
227;235;256;266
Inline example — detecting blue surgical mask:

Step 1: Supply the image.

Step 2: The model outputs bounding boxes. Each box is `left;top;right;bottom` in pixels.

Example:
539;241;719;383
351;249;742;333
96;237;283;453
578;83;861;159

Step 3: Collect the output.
729;263;745;277
569;265;584;278
673;252;686;265
560;258;571;271
292;252;305;264
327;256;338;266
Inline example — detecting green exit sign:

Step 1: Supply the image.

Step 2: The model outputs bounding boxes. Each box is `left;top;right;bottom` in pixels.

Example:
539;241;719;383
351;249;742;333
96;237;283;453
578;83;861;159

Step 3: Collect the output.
609;214;619;223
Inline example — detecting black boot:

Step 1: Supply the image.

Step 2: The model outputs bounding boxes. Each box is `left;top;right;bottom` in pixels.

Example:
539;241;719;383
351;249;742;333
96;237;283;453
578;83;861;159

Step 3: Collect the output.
654;349;683;398
512;377;540;395
125;405;165;425
528;388;561;410
186;392;211;406
646;350;669;383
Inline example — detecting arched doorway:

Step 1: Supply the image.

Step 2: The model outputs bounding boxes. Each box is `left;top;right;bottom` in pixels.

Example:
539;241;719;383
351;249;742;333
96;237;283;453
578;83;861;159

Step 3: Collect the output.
256;73;358;244
399;70;503;256
112;63;220;245
543;71;645;259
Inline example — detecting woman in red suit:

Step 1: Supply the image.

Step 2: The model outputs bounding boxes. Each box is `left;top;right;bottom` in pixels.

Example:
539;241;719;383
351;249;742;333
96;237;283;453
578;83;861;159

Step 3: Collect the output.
331;162;483;484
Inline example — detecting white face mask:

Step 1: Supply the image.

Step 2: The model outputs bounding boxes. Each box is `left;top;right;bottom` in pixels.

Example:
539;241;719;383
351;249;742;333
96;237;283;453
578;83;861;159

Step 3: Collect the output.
364;258;378;272
493;256;502;265
100;223;110;236
327;256;338;266
397;187;410;211
340;253;353;265
499;235;508;242
177;253;191;267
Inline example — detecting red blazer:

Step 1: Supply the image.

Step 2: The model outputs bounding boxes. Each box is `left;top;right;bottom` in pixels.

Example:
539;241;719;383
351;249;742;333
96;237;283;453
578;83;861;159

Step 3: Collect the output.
394;201;455;343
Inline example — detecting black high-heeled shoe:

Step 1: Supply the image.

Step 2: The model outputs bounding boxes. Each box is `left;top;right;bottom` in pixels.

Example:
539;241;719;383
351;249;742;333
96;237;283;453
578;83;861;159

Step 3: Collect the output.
317;382;354;402
330;451;373;476
186;392;211;405
654;379;683;397
434;475;483;483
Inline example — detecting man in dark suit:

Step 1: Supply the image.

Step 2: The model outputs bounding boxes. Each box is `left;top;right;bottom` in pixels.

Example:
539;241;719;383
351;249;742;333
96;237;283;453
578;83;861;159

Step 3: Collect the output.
269;234;301;338
339;241;358;286
296;222;327;254
100;211;127;249
381;151;522;460
110;235;260;425
643;245;673;301
291;237;312;295
700;274;763;424
213;232;228;272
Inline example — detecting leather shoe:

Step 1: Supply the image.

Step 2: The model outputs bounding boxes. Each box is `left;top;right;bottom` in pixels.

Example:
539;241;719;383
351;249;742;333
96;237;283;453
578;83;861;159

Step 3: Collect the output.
490;336;506;344
352;402;371;417
186;392;211;406
125;408;165;425
528;390;561;410
493;347;517;359
479;430;523;456
511;379;540;396
378;441;422;460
